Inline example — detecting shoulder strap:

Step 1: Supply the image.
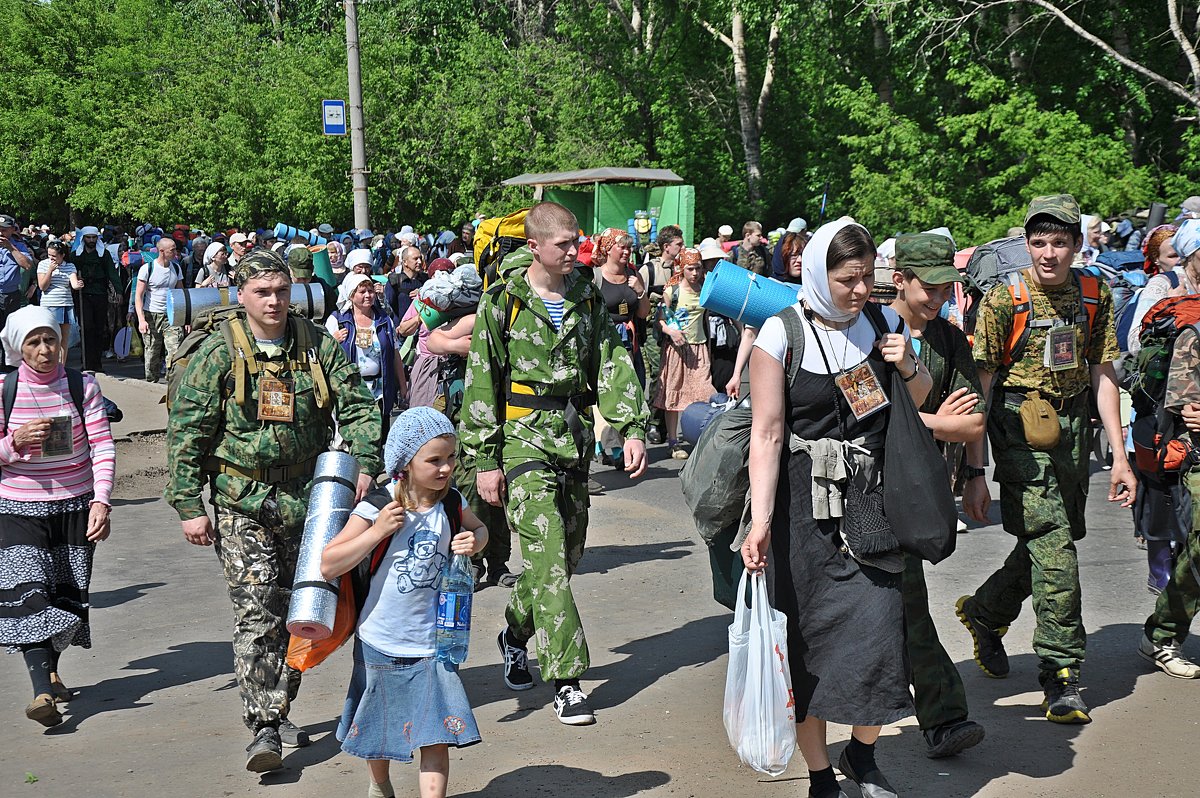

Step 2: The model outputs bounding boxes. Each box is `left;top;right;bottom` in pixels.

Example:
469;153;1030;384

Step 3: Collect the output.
1003;277;1033;366
2;370;17;435
779;305;806;387
1167;271;1181;289
65;369;88;447
220;317;256;407
292;316;332;410
862;301;890;339
1076;271;1101;353
441;488;463;534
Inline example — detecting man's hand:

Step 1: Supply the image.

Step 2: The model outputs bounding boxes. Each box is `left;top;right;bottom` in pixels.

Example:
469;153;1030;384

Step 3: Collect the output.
1183;403;1200;432
355;472;374;502
624;439;648;478
477;469;506;507
1108;460;1137;508
962;476;991;524
936;387;978;417
138;318;149;335
182;515;215;546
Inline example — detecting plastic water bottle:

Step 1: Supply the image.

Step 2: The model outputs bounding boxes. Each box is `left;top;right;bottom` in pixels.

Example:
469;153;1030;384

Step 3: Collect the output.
435;554;473;664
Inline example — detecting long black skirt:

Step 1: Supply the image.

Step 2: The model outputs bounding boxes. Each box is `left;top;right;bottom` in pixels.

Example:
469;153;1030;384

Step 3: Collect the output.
0;498;95;653
767;448;912;727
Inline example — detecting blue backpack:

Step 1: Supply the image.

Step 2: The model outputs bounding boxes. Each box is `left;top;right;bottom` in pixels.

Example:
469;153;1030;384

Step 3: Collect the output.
1114;269;1179;352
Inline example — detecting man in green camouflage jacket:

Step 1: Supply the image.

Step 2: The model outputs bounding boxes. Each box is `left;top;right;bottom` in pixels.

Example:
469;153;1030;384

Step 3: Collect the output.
461;202;648;727
165;249;380;772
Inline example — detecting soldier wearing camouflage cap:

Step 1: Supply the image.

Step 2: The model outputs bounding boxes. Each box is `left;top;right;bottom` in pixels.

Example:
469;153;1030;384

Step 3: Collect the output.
888;232;988;757
957;194;1135;726
165;247;382;772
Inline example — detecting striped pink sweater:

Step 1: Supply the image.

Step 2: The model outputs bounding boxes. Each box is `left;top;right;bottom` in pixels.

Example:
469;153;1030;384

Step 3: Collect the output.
0;363;115;505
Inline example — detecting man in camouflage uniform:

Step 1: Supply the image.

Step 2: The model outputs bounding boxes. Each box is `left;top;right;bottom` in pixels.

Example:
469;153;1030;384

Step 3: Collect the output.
165;249;380;771
888;233;987;756
959;194;1136;724
1139;222;1200;679
461;201;648;726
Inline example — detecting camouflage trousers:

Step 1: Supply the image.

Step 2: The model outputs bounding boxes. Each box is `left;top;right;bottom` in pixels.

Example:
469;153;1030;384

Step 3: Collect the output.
502;463;590;680
213;508;303;731
455;450;512;568
968;401;1090;675
1145;469;1200;645
142;312;181;382
902;553;969;730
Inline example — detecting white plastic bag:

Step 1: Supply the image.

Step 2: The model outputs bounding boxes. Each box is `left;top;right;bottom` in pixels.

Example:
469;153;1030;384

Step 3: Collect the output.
722;569;796;776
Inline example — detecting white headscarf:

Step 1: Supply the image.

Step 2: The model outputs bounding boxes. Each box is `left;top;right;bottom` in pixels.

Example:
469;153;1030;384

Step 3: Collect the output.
74;225;100;257
203;241;226;267
337;272;372;313
800;218;869;324
1;306;60;366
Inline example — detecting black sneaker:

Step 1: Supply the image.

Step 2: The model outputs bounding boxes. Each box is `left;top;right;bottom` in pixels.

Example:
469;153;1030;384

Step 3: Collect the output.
496;630;534;691
553;684;596;726
955;596;1009;678
923;719;985;758
245;726;283;772
647;427;663;445
1041;668;1091;724
278;717;310;748
489;561;519;589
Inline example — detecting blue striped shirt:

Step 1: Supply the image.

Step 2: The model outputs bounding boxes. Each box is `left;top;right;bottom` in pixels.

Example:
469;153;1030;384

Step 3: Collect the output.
543;298;565;331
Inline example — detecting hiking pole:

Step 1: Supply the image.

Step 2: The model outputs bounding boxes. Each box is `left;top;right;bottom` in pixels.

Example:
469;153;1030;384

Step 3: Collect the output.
75;286;86;370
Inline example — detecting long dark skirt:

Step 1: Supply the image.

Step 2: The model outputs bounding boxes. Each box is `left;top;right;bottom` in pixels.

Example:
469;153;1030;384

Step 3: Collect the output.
767;448;912;727
0;498;95;653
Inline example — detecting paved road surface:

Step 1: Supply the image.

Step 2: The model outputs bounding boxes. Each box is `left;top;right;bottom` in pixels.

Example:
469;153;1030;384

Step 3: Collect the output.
2;426;1196;797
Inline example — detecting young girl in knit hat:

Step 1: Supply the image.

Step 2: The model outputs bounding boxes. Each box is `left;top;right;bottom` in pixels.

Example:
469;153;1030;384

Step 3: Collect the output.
321;406;489;798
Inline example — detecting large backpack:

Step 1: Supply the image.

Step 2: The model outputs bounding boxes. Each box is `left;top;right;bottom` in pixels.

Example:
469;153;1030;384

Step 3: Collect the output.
963;235;1030;338
1113;270;1179;354
1128;297;1200;478
164;305;332;413
680;302;889;609
473;209;528;290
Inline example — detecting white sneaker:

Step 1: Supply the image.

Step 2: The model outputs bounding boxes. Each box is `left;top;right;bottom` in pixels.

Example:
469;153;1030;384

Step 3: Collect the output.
1139;634;1200;679
553;684;596;726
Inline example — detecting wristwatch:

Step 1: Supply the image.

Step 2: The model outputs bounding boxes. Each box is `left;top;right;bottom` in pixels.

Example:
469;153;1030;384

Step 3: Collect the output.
963;466;986;480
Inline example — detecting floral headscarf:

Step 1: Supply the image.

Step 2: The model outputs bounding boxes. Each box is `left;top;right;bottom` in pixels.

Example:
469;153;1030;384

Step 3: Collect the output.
667;247;703;288
592;227;628;266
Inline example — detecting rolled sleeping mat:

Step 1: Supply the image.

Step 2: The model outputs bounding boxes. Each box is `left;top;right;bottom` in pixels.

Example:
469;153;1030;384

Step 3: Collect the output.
166;283;326;325
680;393;732;446
698;260;802;329
286;451;362;640
311;246;334;286
273;223;328;247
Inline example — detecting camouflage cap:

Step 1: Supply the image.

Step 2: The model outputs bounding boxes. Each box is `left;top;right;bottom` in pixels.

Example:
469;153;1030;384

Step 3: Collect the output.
233;247;291;286
894;233;962;284
287;245;314;278
1024;194;1081;227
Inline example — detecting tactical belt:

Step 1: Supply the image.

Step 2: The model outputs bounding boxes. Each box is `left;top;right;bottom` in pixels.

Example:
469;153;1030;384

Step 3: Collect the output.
506;386;597;458
203;456;318;484
999;388;1088;414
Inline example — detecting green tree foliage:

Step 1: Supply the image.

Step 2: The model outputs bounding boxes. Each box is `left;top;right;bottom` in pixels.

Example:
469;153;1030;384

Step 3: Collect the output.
0;0;1195;245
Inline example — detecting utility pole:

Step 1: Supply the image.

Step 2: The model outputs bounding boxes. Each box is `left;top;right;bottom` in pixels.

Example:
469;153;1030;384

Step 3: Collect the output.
344;0;370;230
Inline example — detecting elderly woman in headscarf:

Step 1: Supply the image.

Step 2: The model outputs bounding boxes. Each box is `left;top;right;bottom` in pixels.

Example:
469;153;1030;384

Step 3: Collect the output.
0;306;115;728
741;219;931;798
326;271;405;431
194;241;233;288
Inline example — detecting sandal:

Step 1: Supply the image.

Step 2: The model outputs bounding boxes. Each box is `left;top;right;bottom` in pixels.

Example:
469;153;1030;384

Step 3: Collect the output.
50;677;72;702
25;694;62;728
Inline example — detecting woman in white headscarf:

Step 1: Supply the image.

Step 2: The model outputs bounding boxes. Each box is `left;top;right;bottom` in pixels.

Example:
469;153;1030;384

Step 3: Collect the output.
740;219;931;798
194;242;232;288
0;307;115;728
326;272;405;430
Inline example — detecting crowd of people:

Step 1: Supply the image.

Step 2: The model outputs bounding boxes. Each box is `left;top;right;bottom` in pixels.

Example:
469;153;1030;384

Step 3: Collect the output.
3;193;1200;798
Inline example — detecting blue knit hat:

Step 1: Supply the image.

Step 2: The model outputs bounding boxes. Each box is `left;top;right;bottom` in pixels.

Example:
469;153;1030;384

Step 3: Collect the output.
384;406;456;476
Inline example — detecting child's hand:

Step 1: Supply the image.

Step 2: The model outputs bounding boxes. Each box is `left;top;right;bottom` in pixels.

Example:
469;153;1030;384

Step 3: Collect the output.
450;530;479;556
372;501;406;537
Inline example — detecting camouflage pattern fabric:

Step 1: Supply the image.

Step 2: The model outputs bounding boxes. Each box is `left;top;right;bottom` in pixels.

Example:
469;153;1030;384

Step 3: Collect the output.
143;311;174;382
972;271;1119;399
965;403;1091;674
213;507;303;731
895;233;962;284
232;247;291;287
1024;194;1082;227
903;553;969;729
502;467;590;679
1145;468;1200;645
1164;326;1200;414
460;261;647;680
164;314;381;526
735;247;768;277
916;317;984;417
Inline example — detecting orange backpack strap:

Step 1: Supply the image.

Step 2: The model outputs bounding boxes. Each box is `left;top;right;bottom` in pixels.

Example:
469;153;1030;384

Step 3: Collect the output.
1076;271;1101;352
1003;278;1033;366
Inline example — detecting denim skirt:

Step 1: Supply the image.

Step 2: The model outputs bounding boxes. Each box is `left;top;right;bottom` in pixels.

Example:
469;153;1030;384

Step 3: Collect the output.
336;637;482;762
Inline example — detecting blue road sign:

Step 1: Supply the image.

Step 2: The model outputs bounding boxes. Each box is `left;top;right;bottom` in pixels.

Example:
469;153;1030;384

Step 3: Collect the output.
322;100;347;136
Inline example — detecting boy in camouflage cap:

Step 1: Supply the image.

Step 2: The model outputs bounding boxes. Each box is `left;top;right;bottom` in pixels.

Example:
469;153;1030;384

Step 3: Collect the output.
957;195;1136;724
165;247;381;771
888;232;987;756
